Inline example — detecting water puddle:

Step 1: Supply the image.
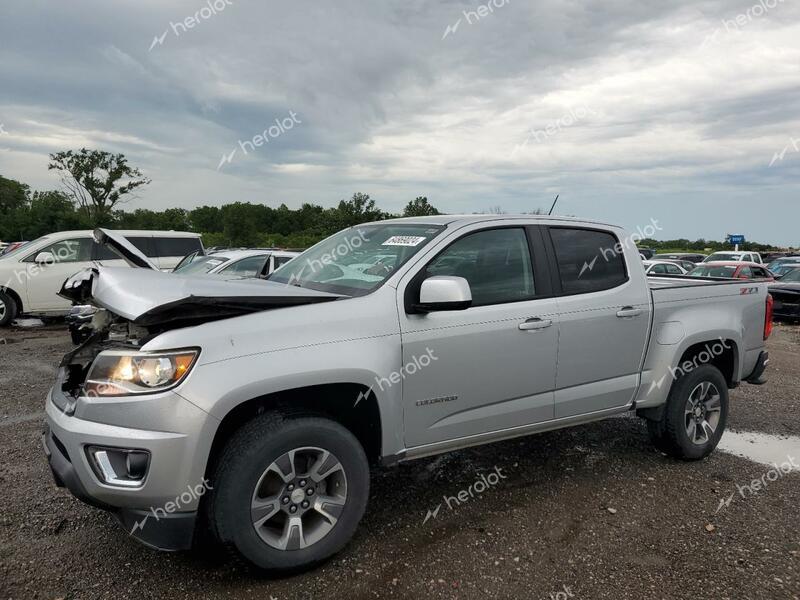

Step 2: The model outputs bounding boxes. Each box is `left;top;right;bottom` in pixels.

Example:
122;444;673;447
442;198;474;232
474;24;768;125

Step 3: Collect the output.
718;430;800;470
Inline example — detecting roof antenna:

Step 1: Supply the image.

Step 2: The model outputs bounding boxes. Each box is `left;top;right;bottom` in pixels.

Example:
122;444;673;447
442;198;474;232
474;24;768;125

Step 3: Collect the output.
547;194;559;215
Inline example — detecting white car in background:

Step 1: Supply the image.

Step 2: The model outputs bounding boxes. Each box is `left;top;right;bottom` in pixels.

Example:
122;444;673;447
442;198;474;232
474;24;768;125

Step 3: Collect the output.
174;249;299;279
703;251;763;264
0;229;203;325
642;260;689;276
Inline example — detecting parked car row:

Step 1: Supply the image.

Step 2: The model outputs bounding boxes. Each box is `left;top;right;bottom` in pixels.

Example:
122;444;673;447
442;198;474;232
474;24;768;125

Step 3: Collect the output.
173;249;299;278
0;230;203;325
0;240;29;256
641;250;800;283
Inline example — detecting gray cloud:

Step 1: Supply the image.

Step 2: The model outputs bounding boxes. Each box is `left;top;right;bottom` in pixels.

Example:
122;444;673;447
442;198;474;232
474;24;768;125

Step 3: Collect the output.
0;0;798;245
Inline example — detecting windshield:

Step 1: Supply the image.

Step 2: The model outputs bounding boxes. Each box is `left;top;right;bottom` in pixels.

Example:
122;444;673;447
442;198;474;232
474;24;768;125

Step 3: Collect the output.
780;269;800;283
268;223;445;296
689;265;737;277
0;238;40;259
174;255;230;274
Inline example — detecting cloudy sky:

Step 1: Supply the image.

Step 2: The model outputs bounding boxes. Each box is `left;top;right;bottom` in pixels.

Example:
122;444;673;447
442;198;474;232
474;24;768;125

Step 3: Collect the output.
1;0;799;245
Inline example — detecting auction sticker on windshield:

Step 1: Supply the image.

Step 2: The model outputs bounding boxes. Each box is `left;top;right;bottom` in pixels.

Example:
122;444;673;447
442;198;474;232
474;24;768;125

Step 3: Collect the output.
382;236;426;246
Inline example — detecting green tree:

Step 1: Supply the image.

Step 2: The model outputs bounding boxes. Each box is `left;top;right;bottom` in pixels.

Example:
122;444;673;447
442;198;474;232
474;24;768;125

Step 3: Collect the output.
48;148;151;226
189;205;223;233
0;175;31;240
403;196;440;216
336;192;385;228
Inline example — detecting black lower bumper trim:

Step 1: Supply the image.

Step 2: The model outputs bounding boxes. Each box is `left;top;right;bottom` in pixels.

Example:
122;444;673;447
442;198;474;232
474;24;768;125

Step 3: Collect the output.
115;508;196;551
43;426;111;510
43;425;196;551
745;350;769;385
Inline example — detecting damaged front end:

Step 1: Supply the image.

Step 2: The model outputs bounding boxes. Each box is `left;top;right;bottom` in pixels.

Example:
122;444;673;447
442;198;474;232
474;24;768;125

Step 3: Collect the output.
56;258;342;402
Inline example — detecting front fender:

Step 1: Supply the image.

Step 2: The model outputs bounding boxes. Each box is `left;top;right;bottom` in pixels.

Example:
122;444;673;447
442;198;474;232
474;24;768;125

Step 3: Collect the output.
178;334;404;457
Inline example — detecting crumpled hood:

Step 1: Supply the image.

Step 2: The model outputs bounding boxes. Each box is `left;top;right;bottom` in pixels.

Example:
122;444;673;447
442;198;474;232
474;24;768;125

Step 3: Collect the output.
59;266;343;327
93;228;159;269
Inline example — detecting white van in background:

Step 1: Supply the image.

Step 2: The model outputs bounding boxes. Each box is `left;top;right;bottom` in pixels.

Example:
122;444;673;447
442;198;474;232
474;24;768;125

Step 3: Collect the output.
0;230;203;325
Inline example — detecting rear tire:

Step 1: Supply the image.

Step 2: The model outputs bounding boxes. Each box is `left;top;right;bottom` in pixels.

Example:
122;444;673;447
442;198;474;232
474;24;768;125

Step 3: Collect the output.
207;412;369;573
647;365;729;460
0;291;17;326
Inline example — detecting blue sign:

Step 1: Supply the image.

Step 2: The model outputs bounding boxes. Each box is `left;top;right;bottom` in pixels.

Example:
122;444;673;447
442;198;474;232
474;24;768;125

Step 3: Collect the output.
727;234;745;245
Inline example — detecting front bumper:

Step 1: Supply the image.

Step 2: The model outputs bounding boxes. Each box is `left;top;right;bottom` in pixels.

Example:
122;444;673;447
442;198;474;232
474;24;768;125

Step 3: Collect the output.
43;423;196;550
43;382;215;551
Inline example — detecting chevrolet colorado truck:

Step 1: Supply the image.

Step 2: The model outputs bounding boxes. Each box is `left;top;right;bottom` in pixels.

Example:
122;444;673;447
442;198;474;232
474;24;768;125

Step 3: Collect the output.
43;217;772;572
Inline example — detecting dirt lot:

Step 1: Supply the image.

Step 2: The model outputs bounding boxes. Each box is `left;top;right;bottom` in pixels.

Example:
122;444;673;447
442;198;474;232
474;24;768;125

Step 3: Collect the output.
1;323;799;599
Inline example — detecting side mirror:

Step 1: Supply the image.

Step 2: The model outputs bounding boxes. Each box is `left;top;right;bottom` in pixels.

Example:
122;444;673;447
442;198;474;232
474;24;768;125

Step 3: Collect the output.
415;276;472;312
34;251;55;265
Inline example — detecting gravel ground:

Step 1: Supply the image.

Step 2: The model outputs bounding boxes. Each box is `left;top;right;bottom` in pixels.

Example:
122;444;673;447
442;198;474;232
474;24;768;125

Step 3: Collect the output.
1;323;798;599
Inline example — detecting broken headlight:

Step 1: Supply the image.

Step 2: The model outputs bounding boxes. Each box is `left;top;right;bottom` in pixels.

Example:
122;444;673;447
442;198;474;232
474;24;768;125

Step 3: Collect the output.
83;349;199;396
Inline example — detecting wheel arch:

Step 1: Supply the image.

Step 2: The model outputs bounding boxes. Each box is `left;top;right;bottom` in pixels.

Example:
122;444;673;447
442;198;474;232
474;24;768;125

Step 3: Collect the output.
202;382;383;483
0;284;23;315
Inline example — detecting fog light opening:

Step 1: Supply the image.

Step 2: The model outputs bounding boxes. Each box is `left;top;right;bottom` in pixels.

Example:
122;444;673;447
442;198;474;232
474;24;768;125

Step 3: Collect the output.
87;447;150;488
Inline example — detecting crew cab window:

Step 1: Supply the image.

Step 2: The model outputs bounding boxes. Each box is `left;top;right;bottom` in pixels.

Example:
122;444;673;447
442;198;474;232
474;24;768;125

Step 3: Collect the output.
24;238;92;263
651;264;666;274
425;228;535;306
127;237;157;257
549;227;628;294
753;267;770;278
220;255;268;278
666;264;682;274
738;267;753;278
154;237;203;258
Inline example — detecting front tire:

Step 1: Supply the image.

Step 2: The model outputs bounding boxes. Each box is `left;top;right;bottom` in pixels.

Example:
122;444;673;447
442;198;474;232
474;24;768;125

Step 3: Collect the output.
208;412;369;573
647;364;729;460
0;290;17;326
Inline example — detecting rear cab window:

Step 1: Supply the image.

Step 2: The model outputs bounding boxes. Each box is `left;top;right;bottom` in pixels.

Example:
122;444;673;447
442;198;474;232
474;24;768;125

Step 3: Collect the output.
548;227;628;294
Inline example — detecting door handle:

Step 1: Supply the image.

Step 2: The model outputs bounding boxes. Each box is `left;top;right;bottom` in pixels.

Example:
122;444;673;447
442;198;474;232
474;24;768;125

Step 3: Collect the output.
519;317;553;331
616;307;643;319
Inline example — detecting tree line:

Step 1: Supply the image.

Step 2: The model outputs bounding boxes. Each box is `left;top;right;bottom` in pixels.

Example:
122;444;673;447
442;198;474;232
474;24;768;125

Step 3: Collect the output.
0;148;440;248
0;148;785;251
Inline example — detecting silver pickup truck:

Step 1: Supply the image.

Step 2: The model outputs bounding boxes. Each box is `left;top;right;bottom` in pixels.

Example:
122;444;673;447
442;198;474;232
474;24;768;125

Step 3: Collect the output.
43;216;772;572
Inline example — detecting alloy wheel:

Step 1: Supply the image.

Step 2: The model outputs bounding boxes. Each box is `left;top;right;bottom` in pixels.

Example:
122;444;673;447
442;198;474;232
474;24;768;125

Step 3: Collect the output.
250;446;347;550
684;381;722;445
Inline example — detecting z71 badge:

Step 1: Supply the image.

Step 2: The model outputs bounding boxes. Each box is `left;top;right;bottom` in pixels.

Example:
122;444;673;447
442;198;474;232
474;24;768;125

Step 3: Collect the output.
740;287;760;295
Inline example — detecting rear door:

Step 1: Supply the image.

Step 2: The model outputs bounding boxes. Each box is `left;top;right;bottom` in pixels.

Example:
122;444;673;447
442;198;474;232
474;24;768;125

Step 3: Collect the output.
544;226;652;418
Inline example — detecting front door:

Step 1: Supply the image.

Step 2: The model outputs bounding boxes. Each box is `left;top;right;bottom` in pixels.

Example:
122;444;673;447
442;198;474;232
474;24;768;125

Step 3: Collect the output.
24;237;95;312
398;226;559;448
